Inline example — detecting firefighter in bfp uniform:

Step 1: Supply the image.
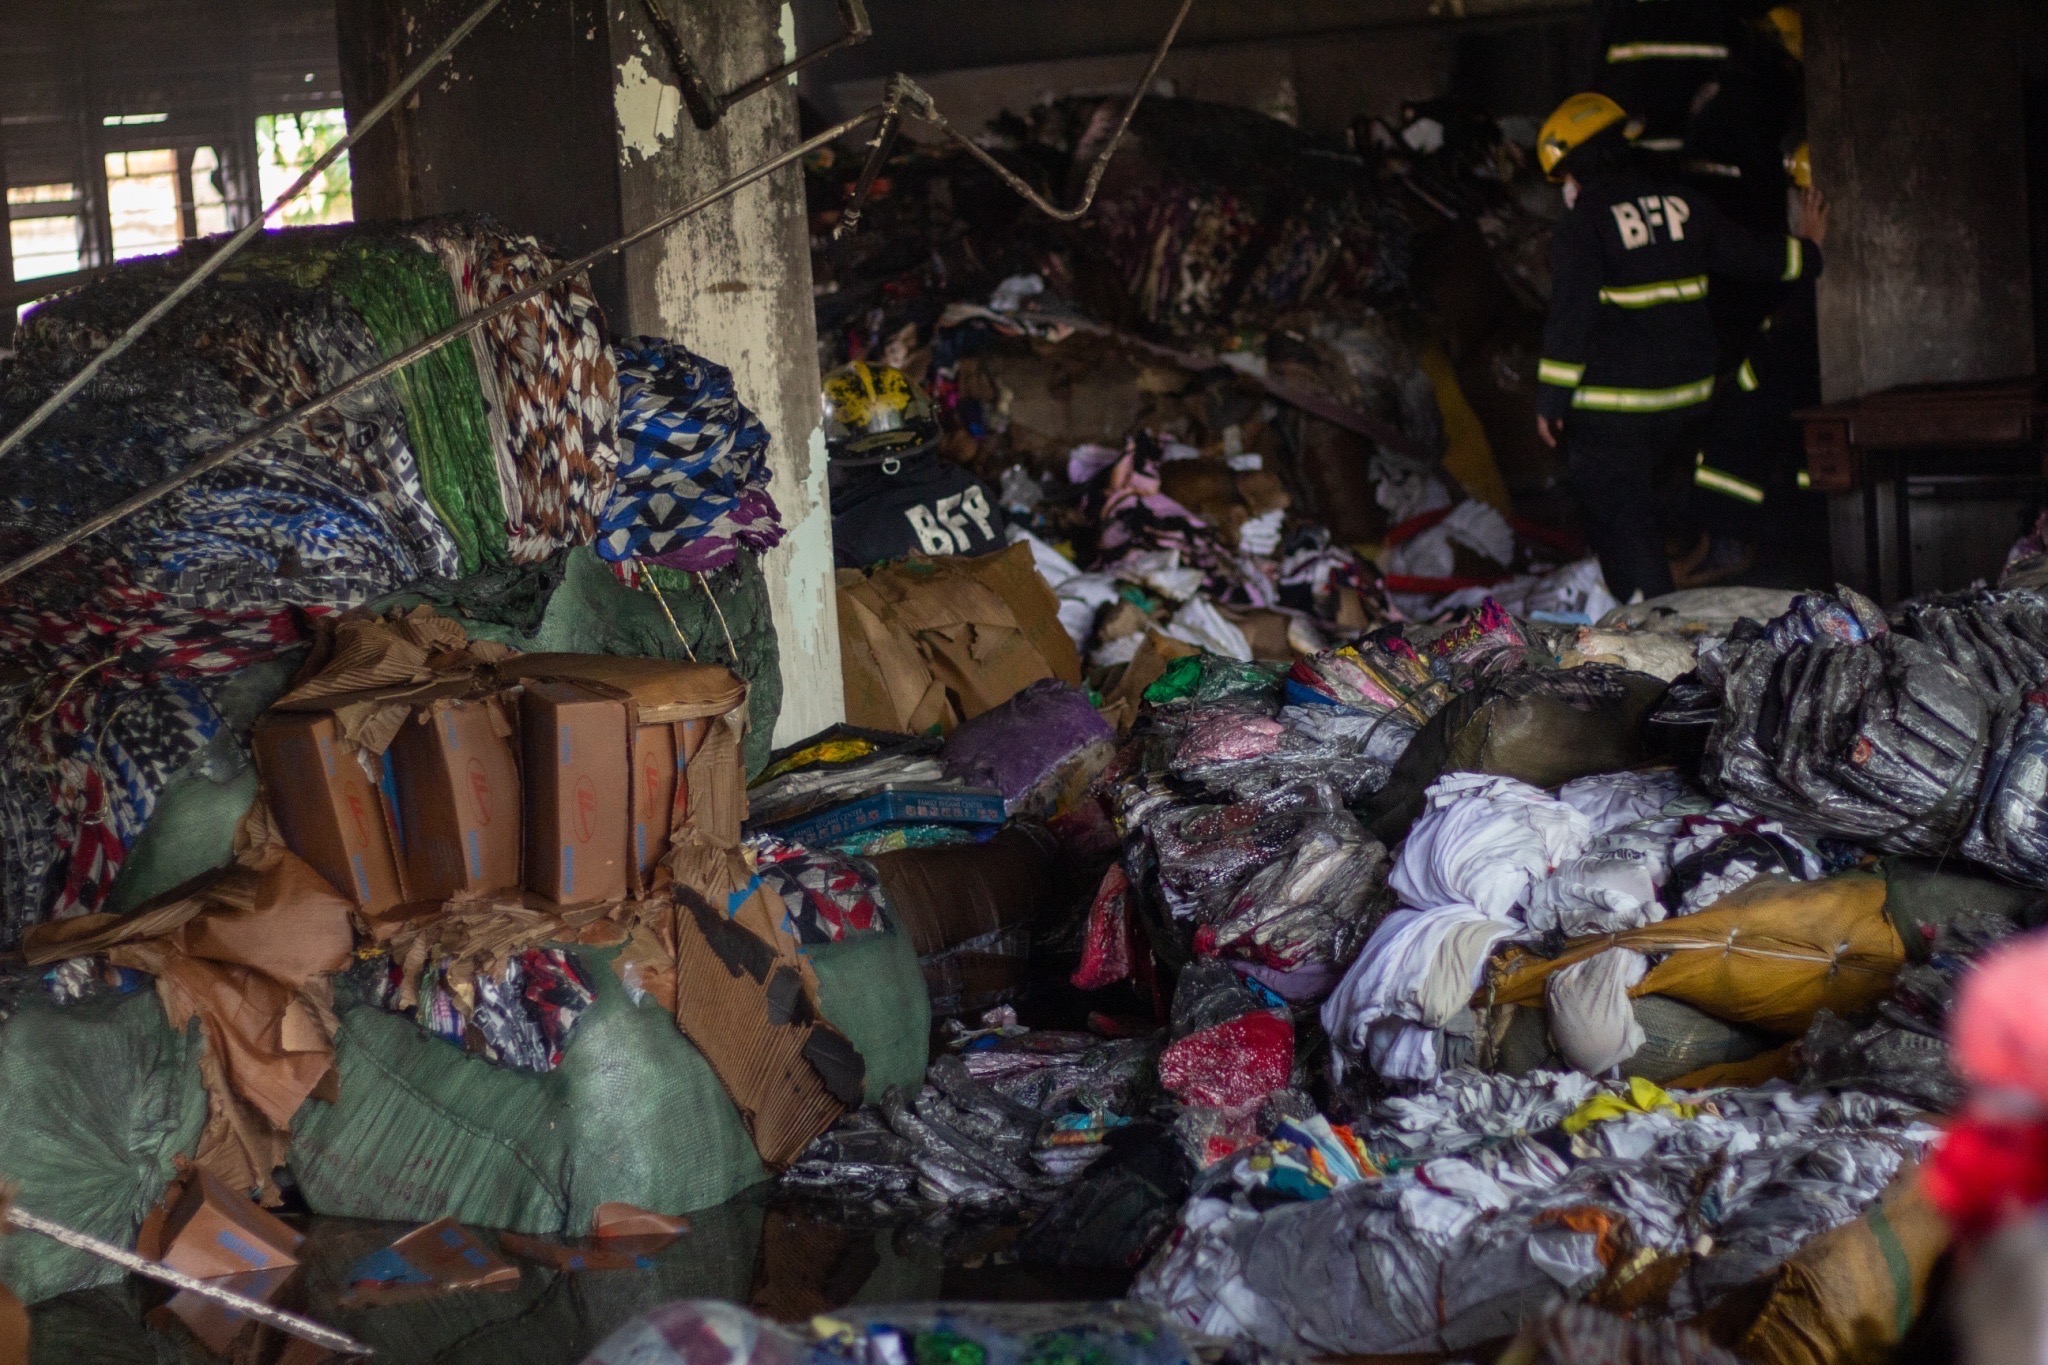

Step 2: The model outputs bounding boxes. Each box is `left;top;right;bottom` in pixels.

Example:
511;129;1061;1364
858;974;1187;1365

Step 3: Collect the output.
1533;92;1827;600
822;360;1004;569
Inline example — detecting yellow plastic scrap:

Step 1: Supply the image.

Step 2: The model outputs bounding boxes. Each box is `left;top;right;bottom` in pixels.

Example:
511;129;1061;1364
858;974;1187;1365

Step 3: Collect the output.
1561;1077;1699;1136
753;737;876;785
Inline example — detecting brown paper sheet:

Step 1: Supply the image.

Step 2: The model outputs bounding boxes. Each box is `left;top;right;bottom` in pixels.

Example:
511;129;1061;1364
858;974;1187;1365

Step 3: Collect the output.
835;543;1075;734
24;847;355;1196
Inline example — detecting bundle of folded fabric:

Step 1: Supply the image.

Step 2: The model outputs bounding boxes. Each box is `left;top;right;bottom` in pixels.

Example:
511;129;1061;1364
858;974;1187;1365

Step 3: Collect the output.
0;222;786;942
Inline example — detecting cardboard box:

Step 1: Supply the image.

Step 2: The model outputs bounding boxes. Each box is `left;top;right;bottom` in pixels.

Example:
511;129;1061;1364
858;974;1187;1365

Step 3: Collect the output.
140;1168;304;1281
632;721;679;893
153;1265;297;1355
521;681;632;906
498;1233;663;1273
387;696;522;902
496;656;732;898
344;1217;520;1305
630;720;708;894
253;712;406;914
669;866;867;1165
592;1201;690;1242
496;654;747;724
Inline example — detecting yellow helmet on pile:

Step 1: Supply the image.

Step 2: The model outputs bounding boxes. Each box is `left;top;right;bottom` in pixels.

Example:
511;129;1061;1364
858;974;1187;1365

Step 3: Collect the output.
821;360;940;463
1536;92;1635;182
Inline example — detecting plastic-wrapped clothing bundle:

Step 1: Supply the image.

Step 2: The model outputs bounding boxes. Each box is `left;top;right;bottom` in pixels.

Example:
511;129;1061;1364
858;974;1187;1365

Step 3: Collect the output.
958;1032;1155;1117
941;679;1114;816
1172;712;1395;811
1146;801;1316;923
1963;692;2048;886
1135;1068;1938;1357
1391;774;1593;918
1172;709;1287;766
1142;653;1285;707
1278;702;1418;770
746;731;946;827
1369;665;1667;844
1763;587;1889;649
837;1057;1055;1212
1159;960;1294;1110
1799;1001;1963;1114
1892;589;2048;697
1286;637;1451;726
1192;812;1386;997
1706;631;1990;855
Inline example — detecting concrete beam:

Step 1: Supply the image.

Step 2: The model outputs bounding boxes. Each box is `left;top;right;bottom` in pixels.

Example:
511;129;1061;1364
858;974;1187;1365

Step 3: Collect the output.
796;0;1589;82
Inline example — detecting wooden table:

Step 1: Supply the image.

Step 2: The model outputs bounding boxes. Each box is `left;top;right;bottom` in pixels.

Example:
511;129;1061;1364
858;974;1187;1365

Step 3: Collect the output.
1797;378;2048;597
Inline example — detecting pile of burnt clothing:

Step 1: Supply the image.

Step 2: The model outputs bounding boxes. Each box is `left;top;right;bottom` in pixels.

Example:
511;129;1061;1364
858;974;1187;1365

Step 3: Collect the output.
811;97;1414;370
1360;98;1564;309
1006;434;1393;681
1136;1068;1937;1358
781;1009;1154;1215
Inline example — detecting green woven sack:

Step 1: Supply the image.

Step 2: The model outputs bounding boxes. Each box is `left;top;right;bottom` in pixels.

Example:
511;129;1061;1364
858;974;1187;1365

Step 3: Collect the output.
0;990;207;1304
808;911;931;1103
288;947;764;1232
288;914;931;1230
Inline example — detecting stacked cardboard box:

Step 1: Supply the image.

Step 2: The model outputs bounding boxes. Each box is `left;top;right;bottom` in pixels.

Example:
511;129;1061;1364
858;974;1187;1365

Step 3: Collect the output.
254;654;741;916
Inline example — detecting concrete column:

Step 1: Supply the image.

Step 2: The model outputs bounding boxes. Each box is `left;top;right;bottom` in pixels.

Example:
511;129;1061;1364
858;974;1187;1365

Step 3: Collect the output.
609;0;843;746
1807;0;2033;401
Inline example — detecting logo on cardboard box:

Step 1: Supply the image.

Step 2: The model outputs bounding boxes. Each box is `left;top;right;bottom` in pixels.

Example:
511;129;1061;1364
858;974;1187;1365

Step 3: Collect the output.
467;757;495;826
573;775;598;844
346;791;374;847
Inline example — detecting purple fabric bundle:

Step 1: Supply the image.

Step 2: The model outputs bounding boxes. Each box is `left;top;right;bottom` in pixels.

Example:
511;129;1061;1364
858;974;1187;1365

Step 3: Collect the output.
943;680;1114;809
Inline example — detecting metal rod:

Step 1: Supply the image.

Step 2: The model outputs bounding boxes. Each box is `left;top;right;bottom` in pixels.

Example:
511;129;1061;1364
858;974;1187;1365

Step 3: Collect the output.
7;1204;371;1356
720;0;872;110
638;0;871;132
888;0;1194;223
640;571;698;662
834;88;904;239
0;107;886;590
0;0;507;466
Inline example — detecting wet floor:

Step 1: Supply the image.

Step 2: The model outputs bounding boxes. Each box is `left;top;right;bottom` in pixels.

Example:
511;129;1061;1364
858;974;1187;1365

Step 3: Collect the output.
26;1191;1132;1364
